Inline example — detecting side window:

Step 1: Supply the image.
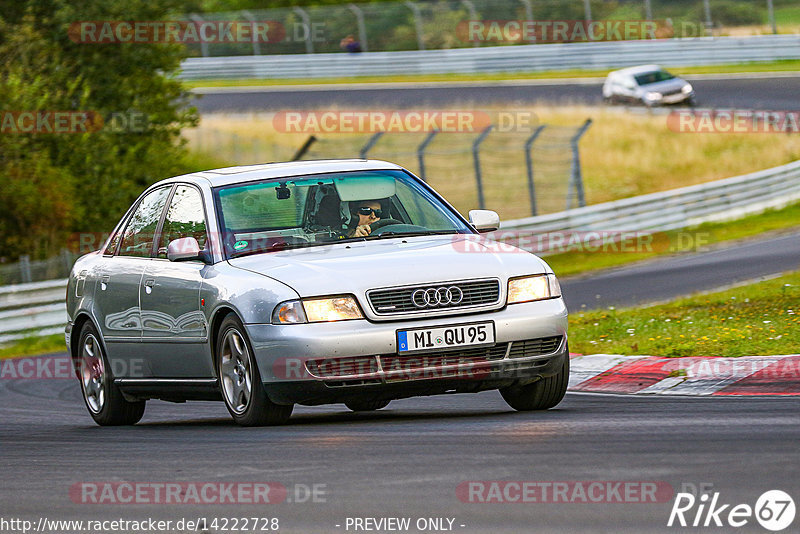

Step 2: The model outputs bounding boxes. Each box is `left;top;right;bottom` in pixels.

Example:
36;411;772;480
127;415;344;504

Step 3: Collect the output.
118;187;171;257
158;185;208;258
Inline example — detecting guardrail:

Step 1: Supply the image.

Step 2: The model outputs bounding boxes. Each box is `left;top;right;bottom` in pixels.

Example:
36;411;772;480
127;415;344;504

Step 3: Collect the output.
178;35;800;80
0;279;67;344
501;159;800;235
2;158;799;343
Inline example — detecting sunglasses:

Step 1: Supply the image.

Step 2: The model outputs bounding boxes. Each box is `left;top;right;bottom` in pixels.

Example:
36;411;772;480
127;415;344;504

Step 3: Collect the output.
356;207;384;218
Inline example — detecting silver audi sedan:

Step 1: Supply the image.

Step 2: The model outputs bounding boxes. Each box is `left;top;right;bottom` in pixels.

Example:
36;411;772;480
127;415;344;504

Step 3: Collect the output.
66;160;569;426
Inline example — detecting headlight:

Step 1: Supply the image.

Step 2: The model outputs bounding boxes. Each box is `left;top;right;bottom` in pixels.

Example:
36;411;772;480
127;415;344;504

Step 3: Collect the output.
682;83;693;94
272;296;364;324
646;91;662;101
303;296;363;322
507;274;561;304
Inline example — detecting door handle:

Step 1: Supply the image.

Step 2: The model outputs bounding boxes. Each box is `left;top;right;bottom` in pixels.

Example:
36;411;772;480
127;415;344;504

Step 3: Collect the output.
100;275;110;291
144;278;155;294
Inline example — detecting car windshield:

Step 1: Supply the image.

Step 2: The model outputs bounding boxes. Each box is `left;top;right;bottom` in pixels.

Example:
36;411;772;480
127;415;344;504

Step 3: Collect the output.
634;70;675;86
213;169;473;258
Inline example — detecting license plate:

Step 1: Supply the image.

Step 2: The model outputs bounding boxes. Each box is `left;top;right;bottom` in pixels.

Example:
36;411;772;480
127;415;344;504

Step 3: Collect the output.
397;322;495;353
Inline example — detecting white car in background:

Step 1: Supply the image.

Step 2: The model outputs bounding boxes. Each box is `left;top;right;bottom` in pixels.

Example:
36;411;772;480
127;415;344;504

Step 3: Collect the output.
603;65;695;106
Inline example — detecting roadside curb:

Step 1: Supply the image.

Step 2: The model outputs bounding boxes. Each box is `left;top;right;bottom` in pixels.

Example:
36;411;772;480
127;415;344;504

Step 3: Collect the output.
568;354;800;396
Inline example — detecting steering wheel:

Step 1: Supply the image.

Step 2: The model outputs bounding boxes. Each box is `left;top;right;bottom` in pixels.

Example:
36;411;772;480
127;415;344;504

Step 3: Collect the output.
369;218;405;233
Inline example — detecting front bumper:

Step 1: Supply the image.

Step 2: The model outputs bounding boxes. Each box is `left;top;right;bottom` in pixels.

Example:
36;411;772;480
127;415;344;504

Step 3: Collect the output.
245;298;568;405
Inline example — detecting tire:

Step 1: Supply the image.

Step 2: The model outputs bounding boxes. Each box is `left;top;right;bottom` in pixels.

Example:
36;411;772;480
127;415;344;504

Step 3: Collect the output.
500;352;569;411
345;399;390;412
76;322;145;426
216;314;293;426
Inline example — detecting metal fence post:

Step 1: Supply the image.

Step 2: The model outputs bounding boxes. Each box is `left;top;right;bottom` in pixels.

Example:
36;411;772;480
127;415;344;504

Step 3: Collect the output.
240;10;262;55
472;126;493;210
416;131;438;182
348;3;369;52
461;0;480;46
524;125;546;217
583;0;592;22
519;0;533;24
644;0;653;21
567;119;592;209
189;14;210;57
61;249;73;276
404;1;425;50
359;132;384;159
292;135;317;160
293;7;314;54
19;255;32;284
767;0;777;34
703;0;712;34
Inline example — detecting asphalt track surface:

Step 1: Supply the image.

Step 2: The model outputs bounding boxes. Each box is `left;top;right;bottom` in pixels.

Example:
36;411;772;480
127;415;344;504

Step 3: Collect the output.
2;233;799;532
560;231;800;311
192;75;800;113
2;369;799;533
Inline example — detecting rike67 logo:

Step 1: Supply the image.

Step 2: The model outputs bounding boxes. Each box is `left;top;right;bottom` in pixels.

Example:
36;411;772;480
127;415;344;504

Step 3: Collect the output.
668;489;795;531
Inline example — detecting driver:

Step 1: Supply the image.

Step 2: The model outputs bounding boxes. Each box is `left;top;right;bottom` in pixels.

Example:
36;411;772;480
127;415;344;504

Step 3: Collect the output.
347;199;384;237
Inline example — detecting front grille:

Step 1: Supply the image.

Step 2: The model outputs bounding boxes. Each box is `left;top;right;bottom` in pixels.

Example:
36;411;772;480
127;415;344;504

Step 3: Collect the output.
380;343;508;373
368;279;501;315
508;336;562;359
305;356;378;378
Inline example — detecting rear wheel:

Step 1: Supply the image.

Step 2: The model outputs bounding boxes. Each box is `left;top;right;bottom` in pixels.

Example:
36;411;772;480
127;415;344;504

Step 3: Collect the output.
77;322;145;426
345;399;390;412
500;353;569;411
217;314;293;426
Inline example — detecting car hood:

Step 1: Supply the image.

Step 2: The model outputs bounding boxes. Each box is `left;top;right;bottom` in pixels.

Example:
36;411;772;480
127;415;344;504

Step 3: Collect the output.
227;234;551;297
637;77;687;94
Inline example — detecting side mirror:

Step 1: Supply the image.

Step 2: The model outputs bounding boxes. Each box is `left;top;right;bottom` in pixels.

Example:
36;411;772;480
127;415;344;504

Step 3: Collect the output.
468;210;500;233
167;237;204;262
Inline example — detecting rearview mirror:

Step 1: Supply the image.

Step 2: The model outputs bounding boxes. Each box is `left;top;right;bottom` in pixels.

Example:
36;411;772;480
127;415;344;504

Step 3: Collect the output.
167;237;204;262
468;210;500;233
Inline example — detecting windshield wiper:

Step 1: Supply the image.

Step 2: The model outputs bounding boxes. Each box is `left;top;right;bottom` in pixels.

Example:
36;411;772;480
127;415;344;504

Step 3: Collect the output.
230;241;318;258
364;230;459;240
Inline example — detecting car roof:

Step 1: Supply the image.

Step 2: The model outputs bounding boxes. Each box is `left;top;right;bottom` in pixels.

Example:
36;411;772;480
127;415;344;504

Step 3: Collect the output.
157;159;405;188
608;64;666;77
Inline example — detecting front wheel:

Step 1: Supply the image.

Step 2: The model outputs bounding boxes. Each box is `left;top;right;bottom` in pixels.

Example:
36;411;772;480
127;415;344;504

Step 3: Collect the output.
77;322;145;426
500;353;569;411
216;314;293;426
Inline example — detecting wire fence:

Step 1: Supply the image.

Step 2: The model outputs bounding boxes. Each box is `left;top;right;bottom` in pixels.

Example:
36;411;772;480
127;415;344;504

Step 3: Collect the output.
0;250;77;286
184;0;797;57
187;120;592;219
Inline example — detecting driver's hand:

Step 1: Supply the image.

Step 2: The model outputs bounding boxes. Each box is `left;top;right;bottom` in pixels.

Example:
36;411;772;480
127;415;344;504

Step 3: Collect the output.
353;224;372;237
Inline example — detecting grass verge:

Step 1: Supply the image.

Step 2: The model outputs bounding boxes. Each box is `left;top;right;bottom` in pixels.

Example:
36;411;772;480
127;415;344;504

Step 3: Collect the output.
0;334;65;360
547;201;800;278
185;59;800;89
569;271;800;357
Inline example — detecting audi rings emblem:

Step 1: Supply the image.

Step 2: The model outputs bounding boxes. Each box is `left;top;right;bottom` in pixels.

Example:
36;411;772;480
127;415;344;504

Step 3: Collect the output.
412;286;464;308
